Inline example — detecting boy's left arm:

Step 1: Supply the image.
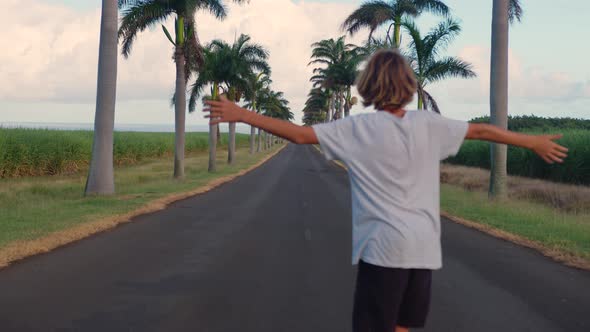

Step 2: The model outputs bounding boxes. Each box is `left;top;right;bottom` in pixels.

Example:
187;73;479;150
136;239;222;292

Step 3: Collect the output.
466;123;568;164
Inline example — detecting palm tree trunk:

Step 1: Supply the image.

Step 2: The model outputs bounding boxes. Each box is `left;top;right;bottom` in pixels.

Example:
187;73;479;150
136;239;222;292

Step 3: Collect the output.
228;122;236;164
394;16;401;48
208;82;220;172
344;87;351;117
209;124;217;172
249;124;256;154
489;0;510;199
417;89;424;110
329;93;335;121
173;45;186;178
257;127;262;152
339;89;345;118
85;0;118;196
249;105;256;154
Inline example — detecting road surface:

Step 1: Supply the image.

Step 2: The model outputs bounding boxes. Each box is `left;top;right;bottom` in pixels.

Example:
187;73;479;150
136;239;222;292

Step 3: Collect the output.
0;145;589;331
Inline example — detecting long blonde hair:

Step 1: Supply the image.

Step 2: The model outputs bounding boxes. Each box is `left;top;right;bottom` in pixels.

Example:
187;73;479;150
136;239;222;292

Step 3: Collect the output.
356;49;417;110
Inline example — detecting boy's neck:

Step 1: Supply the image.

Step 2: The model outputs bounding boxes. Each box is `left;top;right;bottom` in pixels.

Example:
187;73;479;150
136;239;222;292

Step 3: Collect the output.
381;108;407;118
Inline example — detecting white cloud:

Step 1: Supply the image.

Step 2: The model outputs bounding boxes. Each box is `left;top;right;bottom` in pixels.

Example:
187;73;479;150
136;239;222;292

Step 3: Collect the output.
0;0;587;124
0;0;364;123
422;44;590;120
437;45;590;103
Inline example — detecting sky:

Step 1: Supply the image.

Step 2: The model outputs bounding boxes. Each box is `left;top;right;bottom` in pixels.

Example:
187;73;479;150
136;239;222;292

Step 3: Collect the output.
0;0;588;128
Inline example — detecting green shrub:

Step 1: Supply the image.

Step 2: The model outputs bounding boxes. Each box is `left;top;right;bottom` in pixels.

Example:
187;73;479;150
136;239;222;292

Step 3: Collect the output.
446;129;590;185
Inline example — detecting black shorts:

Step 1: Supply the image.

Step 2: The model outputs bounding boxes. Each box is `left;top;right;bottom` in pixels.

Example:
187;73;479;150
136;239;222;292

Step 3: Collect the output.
353;260;432;331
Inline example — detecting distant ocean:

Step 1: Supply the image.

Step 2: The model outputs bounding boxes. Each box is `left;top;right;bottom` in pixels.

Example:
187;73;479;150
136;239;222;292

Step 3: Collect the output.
0;122;252;134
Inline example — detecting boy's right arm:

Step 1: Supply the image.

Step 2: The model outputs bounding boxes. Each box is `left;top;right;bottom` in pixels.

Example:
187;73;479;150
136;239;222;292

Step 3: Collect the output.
466;123;568;164
204;95;318;145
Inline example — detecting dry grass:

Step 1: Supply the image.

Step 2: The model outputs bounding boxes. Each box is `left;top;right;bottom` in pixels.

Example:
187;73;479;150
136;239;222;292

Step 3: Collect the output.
441;164;590;214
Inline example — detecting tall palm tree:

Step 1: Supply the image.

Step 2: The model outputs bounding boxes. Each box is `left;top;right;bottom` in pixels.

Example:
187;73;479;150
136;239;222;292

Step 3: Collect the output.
489;0;523;199
189;44;231;172
341;0;449;48
309;37;363;120
256;89;291;149
214;34;270;164
402;18;475;113
118;0;247;178
85;0;119;196
302;88;330;125
244;73;272;153
190;35;269;168
322;55;363;117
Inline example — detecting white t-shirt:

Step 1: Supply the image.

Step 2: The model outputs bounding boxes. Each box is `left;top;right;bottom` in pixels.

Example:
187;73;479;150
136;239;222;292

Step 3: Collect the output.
312;111;468;269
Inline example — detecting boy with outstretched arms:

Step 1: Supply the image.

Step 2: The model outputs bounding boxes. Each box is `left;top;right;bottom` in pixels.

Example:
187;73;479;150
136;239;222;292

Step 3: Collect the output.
204;49;567;332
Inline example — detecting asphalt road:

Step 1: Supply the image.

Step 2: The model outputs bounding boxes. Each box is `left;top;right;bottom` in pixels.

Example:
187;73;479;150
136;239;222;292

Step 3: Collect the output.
0;144;589;332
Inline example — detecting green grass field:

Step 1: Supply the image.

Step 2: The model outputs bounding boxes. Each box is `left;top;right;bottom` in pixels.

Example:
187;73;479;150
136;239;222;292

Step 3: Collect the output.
446;129;590;185
441;184;590;261
0;142;282;250
0;128;250;178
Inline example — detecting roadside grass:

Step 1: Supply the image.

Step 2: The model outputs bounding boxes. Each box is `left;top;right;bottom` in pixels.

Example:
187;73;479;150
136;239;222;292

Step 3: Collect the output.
441;164;590;213
441;181;590;263
0;145;282;250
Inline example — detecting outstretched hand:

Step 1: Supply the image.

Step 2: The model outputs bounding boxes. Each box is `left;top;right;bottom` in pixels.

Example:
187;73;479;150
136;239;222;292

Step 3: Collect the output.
530;134;568;164
204;95;247;125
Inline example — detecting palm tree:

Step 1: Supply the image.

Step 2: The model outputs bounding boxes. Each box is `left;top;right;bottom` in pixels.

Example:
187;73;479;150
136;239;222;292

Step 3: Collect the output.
489;0;522;199
322;56;363;117
341;0;449;48
190;35;269;168
244;73;272;153
302;88;329;125
402;18;476;113
189;44;231;171
256;89;291;149
85;0;119;196
309;37;363;120
118;0;247;178
216;34;270;164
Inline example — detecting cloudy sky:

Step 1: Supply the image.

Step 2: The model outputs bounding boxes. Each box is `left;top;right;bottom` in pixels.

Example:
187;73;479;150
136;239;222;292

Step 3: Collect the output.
0;0;588;128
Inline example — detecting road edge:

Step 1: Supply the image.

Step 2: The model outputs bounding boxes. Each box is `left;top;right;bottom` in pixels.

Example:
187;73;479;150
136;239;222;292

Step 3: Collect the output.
312;145;590;271
0;145;287;269
440;211;590;271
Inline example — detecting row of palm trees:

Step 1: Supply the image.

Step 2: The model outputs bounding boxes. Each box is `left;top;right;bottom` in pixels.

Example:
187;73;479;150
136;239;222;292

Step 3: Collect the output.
304;0;522;199
187;33;284;171
88;0;522;200
86;0;292;196
303;15;475;124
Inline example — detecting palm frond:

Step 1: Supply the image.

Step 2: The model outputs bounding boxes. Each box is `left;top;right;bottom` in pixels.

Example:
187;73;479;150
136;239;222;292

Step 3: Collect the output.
412;0;450;16
424;57;476;84
392;0;420;17
509;0;523;23
118;1;172;57
240;44;269;62
341;0;394;36
188;75;209;113
422;89;440;113
423;17;461;58
118;0;142;8
196;0;228;20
